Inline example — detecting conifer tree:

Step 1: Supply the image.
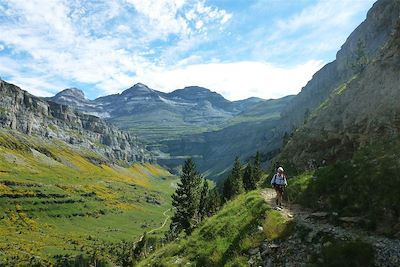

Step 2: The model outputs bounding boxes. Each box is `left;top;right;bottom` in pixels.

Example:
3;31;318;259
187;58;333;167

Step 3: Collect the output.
169;158;202;237
243;163;255;191
206;188;221;216
223;157;244;200
253;151;262;185
199;178;209;221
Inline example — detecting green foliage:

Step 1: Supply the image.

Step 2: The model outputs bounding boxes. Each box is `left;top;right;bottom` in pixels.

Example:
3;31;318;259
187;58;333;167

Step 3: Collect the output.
206;188;222;216
170;158;203;237
313;240;374;267
253;152;262;179
138;191;291;267
198;179;209;221
284;172;314;203
223;157;244;200
0;129;177;265
286;141;400;236
134;232;148;260
243;163;255;191
351;39;369;73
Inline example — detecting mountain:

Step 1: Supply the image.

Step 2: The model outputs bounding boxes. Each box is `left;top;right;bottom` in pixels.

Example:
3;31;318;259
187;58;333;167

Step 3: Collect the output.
49;83;289;179
274;0;400;238
1;80;150;163
50;86;291;179
281;0;400;128
48;84;264;141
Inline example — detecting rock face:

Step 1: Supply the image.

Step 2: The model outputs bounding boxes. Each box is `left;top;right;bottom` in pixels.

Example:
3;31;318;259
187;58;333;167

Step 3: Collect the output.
279;2;400;168
281;0;400;128
0;80;150;163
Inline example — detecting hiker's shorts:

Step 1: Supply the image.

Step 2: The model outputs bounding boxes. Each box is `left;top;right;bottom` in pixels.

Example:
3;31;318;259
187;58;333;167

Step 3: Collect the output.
274;185;285;193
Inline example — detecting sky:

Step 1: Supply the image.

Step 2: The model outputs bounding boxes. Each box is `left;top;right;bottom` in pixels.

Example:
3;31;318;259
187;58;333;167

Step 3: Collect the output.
0;0;376;101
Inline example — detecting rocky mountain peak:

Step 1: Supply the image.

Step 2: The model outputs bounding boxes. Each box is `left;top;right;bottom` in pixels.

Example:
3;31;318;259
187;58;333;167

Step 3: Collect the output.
169;86;225;101
122;83;155;96
56;88;86;99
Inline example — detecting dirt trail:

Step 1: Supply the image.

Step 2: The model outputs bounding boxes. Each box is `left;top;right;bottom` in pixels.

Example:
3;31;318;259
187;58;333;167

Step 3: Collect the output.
148;208;171;235
135;208;171;244
261;189;400;266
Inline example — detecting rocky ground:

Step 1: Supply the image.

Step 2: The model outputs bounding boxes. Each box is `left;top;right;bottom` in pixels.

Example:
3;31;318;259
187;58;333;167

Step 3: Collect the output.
248;189;400;267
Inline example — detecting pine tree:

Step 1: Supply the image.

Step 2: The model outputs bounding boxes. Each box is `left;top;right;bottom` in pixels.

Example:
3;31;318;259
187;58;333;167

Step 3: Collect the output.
223;157;244;200
199;179;209;221
243;163;255;191
169;158;202;237
253;151;262;185
206;188;221;216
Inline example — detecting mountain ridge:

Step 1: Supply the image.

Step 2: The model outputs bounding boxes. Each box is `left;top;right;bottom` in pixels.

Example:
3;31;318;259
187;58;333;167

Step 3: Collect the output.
0;79;151;163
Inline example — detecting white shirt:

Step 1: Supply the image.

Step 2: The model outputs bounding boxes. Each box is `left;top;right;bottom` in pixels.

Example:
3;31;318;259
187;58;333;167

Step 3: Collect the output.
271;173;287;186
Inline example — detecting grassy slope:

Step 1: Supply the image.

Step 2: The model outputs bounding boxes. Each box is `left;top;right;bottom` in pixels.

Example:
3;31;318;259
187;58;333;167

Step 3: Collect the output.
285;141;400;237
138;190;292;267
0;129;177;265
223;97;293;127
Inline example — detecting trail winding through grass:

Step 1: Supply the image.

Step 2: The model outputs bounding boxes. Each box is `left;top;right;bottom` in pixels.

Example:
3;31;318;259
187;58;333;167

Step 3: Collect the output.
135;208;171;244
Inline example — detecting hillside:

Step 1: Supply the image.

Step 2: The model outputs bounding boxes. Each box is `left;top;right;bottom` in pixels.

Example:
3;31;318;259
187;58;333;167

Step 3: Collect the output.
0;128;177;266
0;80;178;265
138;190;292;266
276;5;400;238
138;189;399;266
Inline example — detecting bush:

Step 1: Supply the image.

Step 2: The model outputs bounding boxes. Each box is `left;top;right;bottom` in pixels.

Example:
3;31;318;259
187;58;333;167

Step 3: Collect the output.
286;141;400;236
315;240;374;267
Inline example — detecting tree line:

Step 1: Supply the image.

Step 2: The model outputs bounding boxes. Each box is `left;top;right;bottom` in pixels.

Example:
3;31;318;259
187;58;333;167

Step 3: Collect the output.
168;151;263;239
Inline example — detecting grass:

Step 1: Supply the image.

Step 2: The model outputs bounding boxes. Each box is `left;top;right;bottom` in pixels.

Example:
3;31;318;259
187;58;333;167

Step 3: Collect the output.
0;129;178;266
285;141;400;237
138;190;292;267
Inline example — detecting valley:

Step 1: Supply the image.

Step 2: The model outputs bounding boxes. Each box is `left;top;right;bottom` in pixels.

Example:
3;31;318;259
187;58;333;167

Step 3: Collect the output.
0;129;177;266
0;0;399;266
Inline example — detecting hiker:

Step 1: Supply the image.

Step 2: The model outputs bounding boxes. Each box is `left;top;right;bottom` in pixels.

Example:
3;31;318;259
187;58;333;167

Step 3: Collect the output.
271;167;287;208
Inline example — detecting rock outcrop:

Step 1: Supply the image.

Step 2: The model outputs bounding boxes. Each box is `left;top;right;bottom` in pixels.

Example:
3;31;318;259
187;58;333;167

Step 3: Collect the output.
0;80;150;163
279;2;400;168
282;0;400;128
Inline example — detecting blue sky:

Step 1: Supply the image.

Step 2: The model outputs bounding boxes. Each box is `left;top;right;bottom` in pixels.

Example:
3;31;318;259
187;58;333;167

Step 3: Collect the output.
0;0;376;100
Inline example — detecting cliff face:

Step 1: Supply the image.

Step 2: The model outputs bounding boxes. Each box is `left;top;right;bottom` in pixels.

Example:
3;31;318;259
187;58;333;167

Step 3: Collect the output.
279;18;400;168
0;80;150;163
282;0;400;128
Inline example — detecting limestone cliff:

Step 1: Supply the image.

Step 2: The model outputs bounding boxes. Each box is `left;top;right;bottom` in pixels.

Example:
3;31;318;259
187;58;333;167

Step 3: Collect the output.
279;18;400;168
0;80;150;163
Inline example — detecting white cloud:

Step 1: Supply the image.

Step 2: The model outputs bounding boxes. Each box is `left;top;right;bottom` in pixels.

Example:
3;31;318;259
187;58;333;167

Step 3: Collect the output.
249;0;376;63
125;0;231;41
0;0;232;97
271;0;374;40
133;60;324;100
